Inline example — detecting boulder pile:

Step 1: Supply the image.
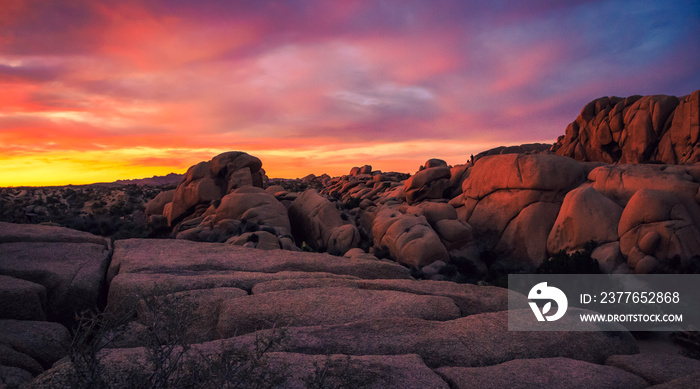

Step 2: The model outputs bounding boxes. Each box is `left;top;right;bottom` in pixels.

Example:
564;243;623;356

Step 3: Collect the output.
553;90;700;164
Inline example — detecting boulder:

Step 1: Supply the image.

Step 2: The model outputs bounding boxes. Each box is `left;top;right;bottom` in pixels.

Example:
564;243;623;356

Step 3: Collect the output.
436;357;648;389
0;320;71;370
371;206;450;267
166;151;264;226
497;201;561;267
461;154;588;266
144;189;175;217
403;167;451;204
262;352;450;389
288;190;359;255
655;90;700;164
0;365;33;388
618;189;700;273
553;92;700;164
213;187;291;233
588;164;700;208
547;186;623;253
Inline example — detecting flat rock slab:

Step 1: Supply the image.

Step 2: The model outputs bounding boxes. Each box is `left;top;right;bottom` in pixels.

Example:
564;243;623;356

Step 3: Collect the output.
107;271;360;316
108;239;410;282
605;353;700;385
230;309;639;368
0;222;109;248
436;357;648;389
136;287;249;343
0;241;111;323
0;275;47;320
217;287;461;337
251;278;528;316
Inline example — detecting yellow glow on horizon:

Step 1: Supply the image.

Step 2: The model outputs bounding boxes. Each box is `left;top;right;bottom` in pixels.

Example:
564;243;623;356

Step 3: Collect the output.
0;139;542;187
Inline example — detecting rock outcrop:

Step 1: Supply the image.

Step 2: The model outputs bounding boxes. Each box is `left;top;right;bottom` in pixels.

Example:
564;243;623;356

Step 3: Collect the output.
164;151;265;227
554;90;700;164
288;189;360;255
460;154;588;267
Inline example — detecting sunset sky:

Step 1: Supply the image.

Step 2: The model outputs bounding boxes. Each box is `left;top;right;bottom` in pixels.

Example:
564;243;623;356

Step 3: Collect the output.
1;0;699;186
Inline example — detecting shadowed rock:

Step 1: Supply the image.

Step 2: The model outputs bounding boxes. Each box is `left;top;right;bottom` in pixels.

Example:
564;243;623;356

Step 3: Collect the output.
554;91;699;164
0;224;111;324
288;189;360;255
605;352;700;385
436;357;648;389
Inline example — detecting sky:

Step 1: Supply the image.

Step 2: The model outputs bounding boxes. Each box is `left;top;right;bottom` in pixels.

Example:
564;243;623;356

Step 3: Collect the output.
1;0;699;186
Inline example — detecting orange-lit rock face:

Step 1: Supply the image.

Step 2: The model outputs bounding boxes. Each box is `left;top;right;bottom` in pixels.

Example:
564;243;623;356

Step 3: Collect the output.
555;90;700;164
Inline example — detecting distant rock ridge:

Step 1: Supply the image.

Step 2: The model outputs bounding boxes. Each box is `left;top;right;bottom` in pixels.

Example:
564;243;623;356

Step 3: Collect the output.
553;90;700;164
112;172;184;186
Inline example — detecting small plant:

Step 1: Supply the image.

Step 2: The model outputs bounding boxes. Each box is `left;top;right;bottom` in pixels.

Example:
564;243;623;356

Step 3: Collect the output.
60;289;291;388
68;308;136;389
303;355;371;389
536;241;602;274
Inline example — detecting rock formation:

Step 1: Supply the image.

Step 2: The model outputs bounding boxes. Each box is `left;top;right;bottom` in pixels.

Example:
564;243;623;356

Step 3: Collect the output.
554;90;700;164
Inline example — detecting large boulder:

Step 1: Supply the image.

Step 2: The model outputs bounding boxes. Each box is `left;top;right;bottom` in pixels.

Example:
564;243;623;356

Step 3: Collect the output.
656;90;700;164
554;91;699;164
288;190;359;255
213;187;291;233
403;166;451;204
144;189;175;217
371;206;450;267
547;186;623;254
166;151;263;226
461;154;586;266
618;189;700;273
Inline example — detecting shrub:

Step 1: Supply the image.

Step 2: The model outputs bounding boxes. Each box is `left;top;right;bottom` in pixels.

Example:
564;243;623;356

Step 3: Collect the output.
536;241;601;274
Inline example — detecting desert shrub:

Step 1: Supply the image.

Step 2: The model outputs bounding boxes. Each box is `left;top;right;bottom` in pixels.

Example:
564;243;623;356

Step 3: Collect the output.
303;355;373;389
301;241;317;252
672;331;700;360
536;241;601;274
64;291;290;389
69;309;136;389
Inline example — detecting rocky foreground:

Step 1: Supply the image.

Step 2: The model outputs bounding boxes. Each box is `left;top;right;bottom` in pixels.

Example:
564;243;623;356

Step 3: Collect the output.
3;222;700;388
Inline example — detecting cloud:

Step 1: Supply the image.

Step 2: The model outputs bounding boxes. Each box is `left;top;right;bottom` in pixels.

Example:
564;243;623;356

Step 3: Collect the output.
0;0;698;185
